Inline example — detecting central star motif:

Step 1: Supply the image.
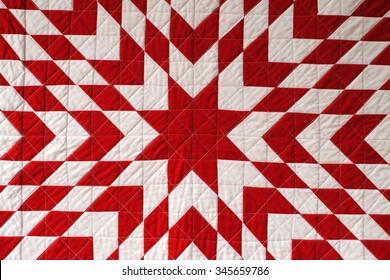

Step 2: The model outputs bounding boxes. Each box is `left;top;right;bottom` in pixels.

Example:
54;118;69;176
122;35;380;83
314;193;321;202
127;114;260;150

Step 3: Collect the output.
137;78;249;193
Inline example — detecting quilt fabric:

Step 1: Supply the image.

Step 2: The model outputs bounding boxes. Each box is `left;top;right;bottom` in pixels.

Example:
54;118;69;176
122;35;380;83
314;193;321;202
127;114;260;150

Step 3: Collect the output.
0;0;389;260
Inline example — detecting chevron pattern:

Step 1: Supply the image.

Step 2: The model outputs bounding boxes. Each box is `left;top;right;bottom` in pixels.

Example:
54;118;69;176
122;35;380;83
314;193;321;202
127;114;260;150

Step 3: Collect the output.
0;0;389;260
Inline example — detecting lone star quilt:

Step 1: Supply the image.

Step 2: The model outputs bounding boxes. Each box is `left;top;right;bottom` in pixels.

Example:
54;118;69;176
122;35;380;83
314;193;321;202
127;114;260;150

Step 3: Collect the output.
0;0;389;260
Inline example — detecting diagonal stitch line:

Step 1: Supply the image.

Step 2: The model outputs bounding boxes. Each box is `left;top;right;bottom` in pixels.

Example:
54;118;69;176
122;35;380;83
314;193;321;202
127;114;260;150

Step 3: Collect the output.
139;86;250;180
242;140;340;228
60;5;146;85
330;119;387;163
12;2;97;67
1;0;388;260
0;62;31;86
140;120;247;189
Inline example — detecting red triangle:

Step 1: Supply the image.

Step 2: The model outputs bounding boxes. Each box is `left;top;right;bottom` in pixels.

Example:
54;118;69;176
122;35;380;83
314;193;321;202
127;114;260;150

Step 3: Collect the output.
32;35;85;60
29;211;83;236
0;36;20;59
244;0;262;14
218;200;242;255
24;61;73;85
243;187;297;214
371;45;390;65
169;207;217;260
9;161;63;186
0;211;14;228
107;248;119;260
322;164;377;189
38;237;93;260
15;86;66;111
303;214;357;240
371;14;390;35
19;186;70;211
362;240;390;260
98;0;122;23
130;0;146;14
315;189;365;214
80;85;135;111
0;73;9;85
253;162;309;189
0;9;26;34
292;240;342;260
219;20;243;72
0;237;23;259
370;215;390;235
78;161;131;186
144;198;168;254
253;87;308;112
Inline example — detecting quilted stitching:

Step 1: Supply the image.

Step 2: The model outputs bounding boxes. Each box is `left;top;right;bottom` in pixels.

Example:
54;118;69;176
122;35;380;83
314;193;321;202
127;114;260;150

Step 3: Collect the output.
0;0;389;260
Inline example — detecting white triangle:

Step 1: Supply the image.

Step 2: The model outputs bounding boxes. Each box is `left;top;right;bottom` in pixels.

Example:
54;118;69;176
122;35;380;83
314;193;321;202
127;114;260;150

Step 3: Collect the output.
242;225;267;260
54;187;106;212
318;0;362;16
26;35;51;60
55;60;107;85
169;43;218;98
96;4;120;60
171;0;219;29
66;35;96;60
244;0;268;48
122;0;145;48
289;89;342;114
115;85;143;110
102;111;158;161
142;161;168;217
147;0;170;37
217;234;242;260
49;85;99;111
12;10;60;35
0;86;34;111
217;160;273;188
169;171;215;228
0;162;28;186
177;242;208;260
219;54;243;87
269;5;293;39
2;35;24;60
0;211;47;236
0;111;21;157
42;161;95;186
356;163;390;191
219;184;243;220
32;0;73;10
143;54;168;110
65;212;93;236
119;223;144;260
358;90;390;114
219;0;243;38
0;60;41;86
144;233;168;260
6;236;56;260
339;214;388;240
292;39;322;63
278;188;331;214
328;240;376;260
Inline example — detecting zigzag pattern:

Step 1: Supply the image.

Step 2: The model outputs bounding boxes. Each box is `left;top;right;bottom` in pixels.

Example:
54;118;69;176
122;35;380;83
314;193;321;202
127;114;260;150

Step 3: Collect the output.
0;0;389;260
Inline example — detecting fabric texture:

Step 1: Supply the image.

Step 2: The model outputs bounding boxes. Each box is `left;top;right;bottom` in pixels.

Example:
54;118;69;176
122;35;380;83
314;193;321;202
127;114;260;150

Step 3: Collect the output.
0;0;389;260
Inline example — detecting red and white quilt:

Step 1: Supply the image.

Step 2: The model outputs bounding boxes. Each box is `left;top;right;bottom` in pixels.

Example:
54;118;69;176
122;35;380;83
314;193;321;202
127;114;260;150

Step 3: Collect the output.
0;0;389;260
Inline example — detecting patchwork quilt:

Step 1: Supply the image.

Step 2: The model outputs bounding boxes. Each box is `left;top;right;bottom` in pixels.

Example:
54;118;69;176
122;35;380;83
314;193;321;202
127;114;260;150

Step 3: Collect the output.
0;0;389;260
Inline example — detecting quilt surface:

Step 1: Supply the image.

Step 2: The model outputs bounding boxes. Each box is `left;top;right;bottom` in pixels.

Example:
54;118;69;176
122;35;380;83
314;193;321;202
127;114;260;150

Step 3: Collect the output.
0;0;389;260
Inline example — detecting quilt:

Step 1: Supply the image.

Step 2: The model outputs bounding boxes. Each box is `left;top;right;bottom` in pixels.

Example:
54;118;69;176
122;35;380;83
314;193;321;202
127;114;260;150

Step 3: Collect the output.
0;0;389;260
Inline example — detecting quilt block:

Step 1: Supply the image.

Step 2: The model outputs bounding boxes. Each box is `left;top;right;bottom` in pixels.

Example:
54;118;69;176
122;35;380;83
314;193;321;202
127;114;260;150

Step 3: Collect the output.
0;0;389;260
